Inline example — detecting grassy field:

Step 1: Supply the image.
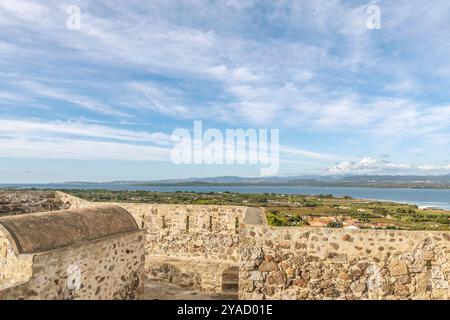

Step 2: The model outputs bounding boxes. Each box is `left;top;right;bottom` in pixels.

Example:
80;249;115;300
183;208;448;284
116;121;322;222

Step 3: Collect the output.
66;189;450;231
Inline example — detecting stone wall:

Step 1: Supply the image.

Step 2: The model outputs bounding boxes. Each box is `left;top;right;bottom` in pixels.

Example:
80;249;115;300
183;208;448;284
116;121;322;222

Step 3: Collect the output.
55;191;91;209
55;197;259;293
239;225;450;300
90;202;265;293
0;232;32;290
0;231;144;300
6;192;447;300
140;204;241;292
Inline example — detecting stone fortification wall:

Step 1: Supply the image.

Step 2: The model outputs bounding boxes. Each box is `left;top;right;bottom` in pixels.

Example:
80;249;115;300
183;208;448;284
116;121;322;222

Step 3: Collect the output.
95;202;265;293
57;196;266;293
33;192;450;300
0;232;32;291
239;225;450;300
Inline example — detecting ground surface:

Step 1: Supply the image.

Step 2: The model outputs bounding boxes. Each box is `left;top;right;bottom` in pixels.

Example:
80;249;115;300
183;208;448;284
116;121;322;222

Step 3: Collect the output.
144;279;233;300
0;190;69;216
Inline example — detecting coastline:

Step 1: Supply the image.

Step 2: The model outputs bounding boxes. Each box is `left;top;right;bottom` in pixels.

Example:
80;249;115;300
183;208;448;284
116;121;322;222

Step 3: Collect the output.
2;184;450;210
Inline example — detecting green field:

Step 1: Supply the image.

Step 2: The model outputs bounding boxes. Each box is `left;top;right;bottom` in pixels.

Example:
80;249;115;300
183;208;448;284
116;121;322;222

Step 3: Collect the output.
66;189;450;231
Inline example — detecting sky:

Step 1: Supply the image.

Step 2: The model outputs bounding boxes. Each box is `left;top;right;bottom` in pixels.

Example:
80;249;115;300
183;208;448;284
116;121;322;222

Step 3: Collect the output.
1;0;450;183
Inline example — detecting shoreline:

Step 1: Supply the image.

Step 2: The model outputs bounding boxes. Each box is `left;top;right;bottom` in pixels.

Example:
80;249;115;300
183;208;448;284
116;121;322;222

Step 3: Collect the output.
2;185;450;210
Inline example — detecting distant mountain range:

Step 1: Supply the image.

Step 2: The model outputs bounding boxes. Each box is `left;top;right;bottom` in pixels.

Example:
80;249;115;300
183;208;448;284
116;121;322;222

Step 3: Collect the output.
93;174;450;189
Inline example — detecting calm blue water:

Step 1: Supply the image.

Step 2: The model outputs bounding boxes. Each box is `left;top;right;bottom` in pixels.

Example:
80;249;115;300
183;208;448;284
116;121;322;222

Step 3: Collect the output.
2;183;450;210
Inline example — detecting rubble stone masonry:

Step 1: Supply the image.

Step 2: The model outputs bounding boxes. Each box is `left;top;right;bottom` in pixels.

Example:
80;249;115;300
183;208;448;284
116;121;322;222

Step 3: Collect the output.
2;191;450;300
239;225;450;300
86;202;256;293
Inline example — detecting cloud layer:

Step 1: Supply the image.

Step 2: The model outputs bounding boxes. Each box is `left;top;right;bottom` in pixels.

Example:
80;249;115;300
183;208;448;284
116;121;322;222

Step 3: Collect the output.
1;0;450;179
328;157;450;175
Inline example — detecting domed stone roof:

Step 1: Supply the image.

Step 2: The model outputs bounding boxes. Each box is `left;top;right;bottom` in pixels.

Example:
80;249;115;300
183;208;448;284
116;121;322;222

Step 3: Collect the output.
0;205;138;254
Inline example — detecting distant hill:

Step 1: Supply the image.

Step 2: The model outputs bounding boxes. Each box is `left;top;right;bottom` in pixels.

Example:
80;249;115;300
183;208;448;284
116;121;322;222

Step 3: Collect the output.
126;174;450;189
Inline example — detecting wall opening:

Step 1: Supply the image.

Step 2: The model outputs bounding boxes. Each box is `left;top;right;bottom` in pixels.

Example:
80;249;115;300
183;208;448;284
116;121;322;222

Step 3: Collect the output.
186;216;190;232
235;217;239;234
162;215;167;229
221;266;239;299
209;216;213;232
141;215;145;229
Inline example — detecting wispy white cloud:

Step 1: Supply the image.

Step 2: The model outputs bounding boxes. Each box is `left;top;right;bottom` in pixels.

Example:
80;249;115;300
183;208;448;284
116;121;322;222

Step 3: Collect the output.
122;82;194;118
0;0;48;22
0;119;173;145
0;119;334;164
1;0;450;177
2;0;449;132
280;145;339;161
0;137;171;161
328;157;450;175
13;80;127;117
0;118;173;161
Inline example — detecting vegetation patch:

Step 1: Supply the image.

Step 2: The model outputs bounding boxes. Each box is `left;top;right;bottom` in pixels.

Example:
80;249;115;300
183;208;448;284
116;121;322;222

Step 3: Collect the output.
64;189;450;231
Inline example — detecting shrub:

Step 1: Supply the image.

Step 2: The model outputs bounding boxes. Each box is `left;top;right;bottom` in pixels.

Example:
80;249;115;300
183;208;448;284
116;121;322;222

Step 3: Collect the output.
326;221;343;228
268;214;284;226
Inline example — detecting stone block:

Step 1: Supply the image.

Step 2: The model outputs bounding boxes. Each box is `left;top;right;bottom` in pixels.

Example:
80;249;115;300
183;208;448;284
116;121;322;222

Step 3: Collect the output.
388;261;409;276
259;261;278;272
266;271;286;286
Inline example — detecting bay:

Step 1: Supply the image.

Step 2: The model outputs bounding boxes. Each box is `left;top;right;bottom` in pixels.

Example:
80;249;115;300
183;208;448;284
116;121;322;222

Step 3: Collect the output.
2;183;450;210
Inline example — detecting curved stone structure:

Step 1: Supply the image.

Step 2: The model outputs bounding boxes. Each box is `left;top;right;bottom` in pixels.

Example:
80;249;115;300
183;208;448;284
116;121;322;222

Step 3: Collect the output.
0;205;144;300
0;205;139;254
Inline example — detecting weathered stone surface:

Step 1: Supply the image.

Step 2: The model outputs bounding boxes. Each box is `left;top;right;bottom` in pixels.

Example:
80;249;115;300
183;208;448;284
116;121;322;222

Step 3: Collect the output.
0;228;145;300
194;240;204;247
416;273;429;293
0;206;139;254
259;261;278;272
285;266;296;278
240;280;254;292
338;272;351;281
389;261;409;276
0;191;69;217
240;225;450;300
341;234;353;242
292;278;308;287
381;283;393;296
422;251;435;261
394;283;410;297
266;271;286;286
248;271;265;281
3;191;450;301
102;200;265;294
277;241;291;249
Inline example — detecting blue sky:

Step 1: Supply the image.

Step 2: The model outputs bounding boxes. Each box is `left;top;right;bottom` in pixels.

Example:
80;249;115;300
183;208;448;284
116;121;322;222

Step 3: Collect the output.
1;0;450;182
